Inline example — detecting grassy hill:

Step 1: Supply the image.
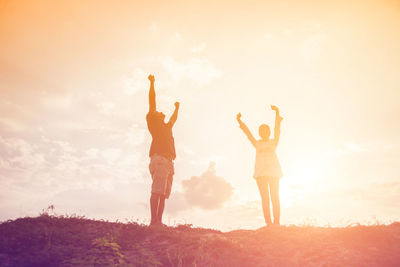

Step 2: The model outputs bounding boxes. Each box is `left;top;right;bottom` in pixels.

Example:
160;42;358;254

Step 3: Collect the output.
0;215;399;266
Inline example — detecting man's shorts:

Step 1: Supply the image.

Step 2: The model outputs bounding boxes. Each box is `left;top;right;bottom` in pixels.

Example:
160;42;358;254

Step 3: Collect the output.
149;155;174;199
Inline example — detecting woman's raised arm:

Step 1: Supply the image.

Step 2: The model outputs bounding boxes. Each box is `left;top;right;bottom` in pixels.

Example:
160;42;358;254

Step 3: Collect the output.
271;105;283;147
237;113;257;147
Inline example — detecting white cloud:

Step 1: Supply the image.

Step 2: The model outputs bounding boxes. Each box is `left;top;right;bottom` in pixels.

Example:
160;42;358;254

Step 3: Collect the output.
182;162;233;210
161;56;221;87
101;148;121;162
122;68;147;95
0;126;150;220
40;93;73;110
263;33;274;40
0;118;27;132
149;21;159;33
85;148;99;158
282;28;292;36
182;146;195;156
346;143;368;153
190;42;207;53
301;33;327;61
171;32;182;42
98;101;116;115
125;124;146;146
0;136;45;172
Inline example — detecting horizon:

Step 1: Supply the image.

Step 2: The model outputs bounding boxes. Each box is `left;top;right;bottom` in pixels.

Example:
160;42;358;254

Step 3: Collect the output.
1;0;400;231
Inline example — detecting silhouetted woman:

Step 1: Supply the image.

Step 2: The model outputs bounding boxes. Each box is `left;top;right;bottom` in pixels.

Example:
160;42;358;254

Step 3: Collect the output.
237;106;283;226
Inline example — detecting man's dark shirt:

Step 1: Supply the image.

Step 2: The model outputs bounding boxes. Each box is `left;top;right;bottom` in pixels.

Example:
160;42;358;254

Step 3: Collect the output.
146;112;176;160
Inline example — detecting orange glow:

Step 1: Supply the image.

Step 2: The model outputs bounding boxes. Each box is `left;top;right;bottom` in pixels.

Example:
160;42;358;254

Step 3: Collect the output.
1;0;400;230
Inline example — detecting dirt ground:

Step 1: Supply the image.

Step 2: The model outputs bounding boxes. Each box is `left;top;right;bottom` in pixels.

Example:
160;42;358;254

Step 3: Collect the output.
1;216;400;266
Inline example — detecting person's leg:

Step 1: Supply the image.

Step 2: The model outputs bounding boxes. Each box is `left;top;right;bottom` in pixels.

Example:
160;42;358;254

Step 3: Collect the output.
269;177;280;225
150;193;160;225
149;156;172;226
256;177;272;225
158;166;173;225
149;157;160;226
157;195;166;224
149;157;167;226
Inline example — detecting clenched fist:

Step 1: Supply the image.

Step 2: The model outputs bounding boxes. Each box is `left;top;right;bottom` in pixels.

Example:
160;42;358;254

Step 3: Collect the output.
270;105;279;112
148;74;155;83
236;113;242;121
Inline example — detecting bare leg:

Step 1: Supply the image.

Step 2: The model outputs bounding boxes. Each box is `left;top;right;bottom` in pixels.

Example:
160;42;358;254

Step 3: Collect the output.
269;177;280;225
150;193;160;225
256;177;272;225
157;195;166;224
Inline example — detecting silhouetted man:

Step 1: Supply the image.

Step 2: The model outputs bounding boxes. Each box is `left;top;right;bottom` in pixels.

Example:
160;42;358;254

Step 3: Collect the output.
146;74;179;226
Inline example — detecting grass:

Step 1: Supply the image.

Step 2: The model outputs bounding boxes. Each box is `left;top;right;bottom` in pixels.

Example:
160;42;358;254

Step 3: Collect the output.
0;213;400;266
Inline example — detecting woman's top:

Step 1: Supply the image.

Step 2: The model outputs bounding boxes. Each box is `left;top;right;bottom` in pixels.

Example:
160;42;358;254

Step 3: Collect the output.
239;116;283;179
253;139;282;178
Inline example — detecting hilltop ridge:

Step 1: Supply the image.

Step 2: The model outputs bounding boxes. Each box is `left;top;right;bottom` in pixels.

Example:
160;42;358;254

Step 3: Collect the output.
0;215;400;266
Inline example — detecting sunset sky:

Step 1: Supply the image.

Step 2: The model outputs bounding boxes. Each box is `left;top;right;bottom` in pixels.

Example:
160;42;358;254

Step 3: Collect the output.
1;0;400;230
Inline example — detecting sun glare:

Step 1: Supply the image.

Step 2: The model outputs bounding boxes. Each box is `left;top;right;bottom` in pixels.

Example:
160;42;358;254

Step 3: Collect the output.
280;156;329;210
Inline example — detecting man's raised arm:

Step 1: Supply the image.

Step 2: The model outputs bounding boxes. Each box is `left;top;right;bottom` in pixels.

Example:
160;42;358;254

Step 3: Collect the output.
148;74;156;113
167;102;180;127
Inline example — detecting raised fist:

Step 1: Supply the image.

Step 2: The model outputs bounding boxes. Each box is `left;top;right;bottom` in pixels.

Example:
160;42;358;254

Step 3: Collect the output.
236;113;242;121
148;74;155;83
174;102;180;109
270;105;279;112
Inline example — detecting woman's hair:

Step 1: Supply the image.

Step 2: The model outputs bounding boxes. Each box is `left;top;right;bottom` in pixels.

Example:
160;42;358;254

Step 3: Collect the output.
259;124;271;138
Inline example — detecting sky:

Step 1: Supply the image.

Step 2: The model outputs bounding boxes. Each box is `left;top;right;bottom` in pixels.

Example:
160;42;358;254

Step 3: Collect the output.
1;0;400;231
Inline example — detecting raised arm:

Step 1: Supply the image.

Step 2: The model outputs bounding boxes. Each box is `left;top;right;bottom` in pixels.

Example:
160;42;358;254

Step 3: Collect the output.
236;113;257;147
148;74;156;113
271;105;283;147
167;102;180;127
